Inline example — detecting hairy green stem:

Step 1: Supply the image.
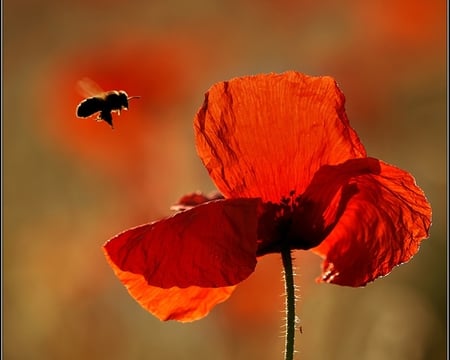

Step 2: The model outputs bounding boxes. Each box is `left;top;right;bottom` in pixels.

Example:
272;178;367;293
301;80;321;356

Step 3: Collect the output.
281;247;296;360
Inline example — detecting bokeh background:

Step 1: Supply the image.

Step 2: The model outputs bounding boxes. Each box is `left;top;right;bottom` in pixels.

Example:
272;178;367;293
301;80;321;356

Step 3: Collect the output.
4;0;447;359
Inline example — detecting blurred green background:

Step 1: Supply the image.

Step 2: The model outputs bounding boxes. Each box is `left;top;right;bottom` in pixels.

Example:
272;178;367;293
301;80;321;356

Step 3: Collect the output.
4;0;447;359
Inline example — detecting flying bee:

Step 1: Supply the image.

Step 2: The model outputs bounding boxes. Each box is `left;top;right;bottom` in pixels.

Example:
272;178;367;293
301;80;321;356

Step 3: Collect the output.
75;78;140;128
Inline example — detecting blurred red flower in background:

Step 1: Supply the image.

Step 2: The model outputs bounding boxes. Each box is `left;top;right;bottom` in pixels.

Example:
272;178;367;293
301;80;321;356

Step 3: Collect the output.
353;0;445;51
104;71;431;322
318;0;446;126
37;34;209;217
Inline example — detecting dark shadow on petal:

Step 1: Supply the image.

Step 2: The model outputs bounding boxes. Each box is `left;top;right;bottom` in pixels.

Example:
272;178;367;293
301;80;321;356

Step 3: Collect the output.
256;158;382;255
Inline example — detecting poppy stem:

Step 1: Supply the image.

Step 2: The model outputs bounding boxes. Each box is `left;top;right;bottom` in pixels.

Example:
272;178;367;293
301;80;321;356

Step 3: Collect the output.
281;247;296;360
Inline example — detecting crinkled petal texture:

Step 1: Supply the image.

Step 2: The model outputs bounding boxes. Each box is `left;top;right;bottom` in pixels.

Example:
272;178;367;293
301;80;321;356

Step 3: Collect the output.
195;71;367;203
104;198;260;321
308;158;431;286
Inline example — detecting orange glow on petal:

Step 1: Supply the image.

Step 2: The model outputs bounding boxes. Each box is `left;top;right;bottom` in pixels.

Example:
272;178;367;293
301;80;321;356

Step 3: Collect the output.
311;158;431;286
194;71;366;203
105;251;235;322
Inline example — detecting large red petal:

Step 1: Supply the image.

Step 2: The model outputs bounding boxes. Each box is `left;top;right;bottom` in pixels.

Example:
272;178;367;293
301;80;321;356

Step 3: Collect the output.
104;254;235;322
104;198;260;289
309;158;431;286
194;71;366;203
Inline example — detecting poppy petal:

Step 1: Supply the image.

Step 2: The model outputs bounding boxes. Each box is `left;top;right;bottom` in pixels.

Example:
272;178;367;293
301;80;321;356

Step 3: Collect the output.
104;198;260;289
170;191;224;211
103;255;235;322
309;158;431;286
194;71;367;203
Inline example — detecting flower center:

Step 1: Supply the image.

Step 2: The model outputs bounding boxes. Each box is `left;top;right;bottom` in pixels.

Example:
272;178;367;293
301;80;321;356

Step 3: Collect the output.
256;190;325;256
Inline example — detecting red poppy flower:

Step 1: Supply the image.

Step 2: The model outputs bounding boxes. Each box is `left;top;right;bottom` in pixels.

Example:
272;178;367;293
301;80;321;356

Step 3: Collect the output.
104;71;431;322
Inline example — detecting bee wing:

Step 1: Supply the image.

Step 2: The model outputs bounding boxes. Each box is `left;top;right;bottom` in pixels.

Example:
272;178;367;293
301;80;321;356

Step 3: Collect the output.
76;97;105;118
76;77;105;98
